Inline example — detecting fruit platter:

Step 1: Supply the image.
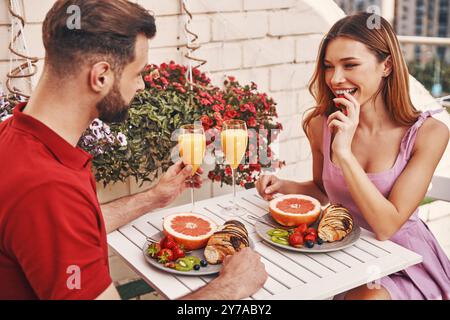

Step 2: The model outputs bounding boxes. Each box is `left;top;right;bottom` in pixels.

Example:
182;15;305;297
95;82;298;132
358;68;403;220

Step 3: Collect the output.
255;195;361;253
143;213;252;276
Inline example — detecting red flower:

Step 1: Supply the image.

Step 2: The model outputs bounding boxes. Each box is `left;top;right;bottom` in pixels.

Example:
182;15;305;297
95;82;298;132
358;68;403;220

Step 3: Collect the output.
225;167;232;176
248;104;256;114
214;112;223;123
160;77;169;86
208;171;215;180
240;104;249;112
225;110;238;119
200;98;211;106
169;61;177;70
246;176;253;182
212;104;224;112
240;181;245;187
200;115;213;128
215;175;222;182
144;75;152;83
247;117;257;127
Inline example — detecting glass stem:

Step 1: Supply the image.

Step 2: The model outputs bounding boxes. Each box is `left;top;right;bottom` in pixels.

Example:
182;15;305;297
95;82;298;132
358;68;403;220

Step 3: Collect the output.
232;167;236;207
191;178;195;210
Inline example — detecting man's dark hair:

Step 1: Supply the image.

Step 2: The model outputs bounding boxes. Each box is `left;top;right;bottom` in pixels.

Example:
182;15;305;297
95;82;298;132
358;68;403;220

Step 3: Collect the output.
42;0;156;76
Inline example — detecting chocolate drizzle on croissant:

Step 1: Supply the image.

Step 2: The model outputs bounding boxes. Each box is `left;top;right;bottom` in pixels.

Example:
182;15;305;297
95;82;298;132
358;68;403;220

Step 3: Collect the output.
204;220;249;264
318;204;353;242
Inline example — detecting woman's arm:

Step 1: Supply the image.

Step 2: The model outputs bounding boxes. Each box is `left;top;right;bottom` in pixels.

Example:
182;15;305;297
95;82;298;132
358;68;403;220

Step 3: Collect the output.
256;114;329;205
331;94;449;240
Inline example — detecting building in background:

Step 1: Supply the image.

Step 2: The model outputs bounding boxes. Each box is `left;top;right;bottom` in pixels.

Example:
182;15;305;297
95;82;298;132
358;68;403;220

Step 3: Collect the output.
396;0;450;63
335;0;450;63
334;0;382;14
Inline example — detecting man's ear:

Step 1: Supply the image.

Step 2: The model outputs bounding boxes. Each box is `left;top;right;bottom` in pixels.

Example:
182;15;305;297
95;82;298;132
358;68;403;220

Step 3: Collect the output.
383;55;393;78
90;62;113;93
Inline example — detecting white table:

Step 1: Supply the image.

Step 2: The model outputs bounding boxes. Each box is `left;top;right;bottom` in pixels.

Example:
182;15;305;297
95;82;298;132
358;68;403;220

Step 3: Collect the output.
107;188;422;300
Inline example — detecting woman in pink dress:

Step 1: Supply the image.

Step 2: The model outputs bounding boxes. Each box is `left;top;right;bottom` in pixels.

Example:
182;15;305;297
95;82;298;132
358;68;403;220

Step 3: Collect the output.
256;12;450;300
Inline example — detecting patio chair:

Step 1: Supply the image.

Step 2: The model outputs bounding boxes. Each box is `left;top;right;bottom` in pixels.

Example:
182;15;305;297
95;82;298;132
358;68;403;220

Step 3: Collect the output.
422;175;450;222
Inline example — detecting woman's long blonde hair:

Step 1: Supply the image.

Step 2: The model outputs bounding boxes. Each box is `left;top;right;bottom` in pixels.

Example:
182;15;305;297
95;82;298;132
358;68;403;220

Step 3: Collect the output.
303;12;420;136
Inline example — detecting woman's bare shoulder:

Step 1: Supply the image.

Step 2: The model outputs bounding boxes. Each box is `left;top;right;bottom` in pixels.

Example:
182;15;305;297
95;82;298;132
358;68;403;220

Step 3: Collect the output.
414;116;449;153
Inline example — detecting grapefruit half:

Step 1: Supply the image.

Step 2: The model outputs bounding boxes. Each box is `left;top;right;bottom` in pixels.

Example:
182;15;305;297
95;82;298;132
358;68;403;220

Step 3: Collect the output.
269;194;321;227
163;213;218;250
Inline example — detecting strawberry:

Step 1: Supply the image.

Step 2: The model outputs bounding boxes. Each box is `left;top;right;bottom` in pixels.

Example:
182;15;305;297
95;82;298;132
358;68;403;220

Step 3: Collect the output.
146;243;161;258
160;235;175;249
157;248;175;263
173;246;186;260
304;234;317;243
289;233;304;248
293;224;308;235
306;228;318;238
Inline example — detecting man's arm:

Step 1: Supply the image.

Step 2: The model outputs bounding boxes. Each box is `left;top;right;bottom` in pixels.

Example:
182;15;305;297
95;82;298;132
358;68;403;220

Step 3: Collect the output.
96;283;122;300
180;248;268;300
101;187;163;234
101;161;202;234
95;248;267;300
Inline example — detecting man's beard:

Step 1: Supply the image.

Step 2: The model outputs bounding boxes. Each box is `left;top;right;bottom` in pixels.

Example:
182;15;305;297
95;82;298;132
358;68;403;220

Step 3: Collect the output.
96;81;131;123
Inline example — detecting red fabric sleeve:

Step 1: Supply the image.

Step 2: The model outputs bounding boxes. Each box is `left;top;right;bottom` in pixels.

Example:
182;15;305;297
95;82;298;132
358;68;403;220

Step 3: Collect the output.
5;181;112;300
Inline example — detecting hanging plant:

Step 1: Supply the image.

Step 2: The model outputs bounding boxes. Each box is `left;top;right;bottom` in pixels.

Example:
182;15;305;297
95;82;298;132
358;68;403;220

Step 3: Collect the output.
1;62;285;189
79;61;284;188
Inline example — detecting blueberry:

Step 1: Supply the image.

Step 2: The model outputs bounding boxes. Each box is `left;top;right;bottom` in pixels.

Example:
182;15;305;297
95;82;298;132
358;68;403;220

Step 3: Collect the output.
305;240;314;248
200;259;208;267
317;238;324;245
194;264;201;271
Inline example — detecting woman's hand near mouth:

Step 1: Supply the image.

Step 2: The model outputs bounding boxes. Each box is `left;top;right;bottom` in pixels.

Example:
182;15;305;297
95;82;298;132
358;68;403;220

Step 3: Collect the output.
327;91;360;161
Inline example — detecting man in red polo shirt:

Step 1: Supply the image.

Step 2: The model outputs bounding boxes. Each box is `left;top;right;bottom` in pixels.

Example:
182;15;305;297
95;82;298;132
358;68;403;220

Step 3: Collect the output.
0;0;267;300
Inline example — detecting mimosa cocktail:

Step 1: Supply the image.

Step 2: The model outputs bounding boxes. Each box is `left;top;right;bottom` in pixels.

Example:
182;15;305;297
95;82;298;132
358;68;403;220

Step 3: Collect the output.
179;124;206;210
221;120;248;217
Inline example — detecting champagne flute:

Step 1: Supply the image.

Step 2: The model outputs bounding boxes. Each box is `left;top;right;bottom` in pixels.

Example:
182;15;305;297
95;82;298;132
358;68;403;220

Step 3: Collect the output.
178;124;206;211
220;119;248;217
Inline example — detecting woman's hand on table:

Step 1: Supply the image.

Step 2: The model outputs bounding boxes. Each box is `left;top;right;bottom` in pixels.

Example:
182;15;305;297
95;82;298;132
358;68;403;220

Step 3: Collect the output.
256;174;284;201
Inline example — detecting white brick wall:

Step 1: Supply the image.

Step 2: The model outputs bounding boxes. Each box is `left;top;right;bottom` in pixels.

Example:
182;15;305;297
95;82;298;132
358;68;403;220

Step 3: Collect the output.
186;0;242;14
22;0;54;23
137;0;180;16
242;37;295;68
211;12;268;41
296;34;323;63
243;0;297;11
270;62;315;91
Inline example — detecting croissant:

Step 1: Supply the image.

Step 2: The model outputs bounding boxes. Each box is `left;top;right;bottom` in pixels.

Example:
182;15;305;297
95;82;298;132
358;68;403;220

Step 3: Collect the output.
318;204;353;242
204;220;249;264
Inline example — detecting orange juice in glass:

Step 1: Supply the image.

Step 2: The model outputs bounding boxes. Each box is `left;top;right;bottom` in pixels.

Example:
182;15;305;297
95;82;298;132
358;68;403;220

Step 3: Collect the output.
179;124;206;209
221;128;248;170
220;120;248;217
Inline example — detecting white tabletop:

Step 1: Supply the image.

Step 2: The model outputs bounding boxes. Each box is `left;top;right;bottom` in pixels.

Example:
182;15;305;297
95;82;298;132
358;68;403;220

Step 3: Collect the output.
107;188;422;300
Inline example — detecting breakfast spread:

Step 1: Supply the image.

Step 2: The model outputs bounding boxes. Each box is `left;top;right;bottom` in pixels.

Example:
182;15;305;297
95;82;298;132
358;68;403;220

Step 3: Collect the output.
145;215;250;272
